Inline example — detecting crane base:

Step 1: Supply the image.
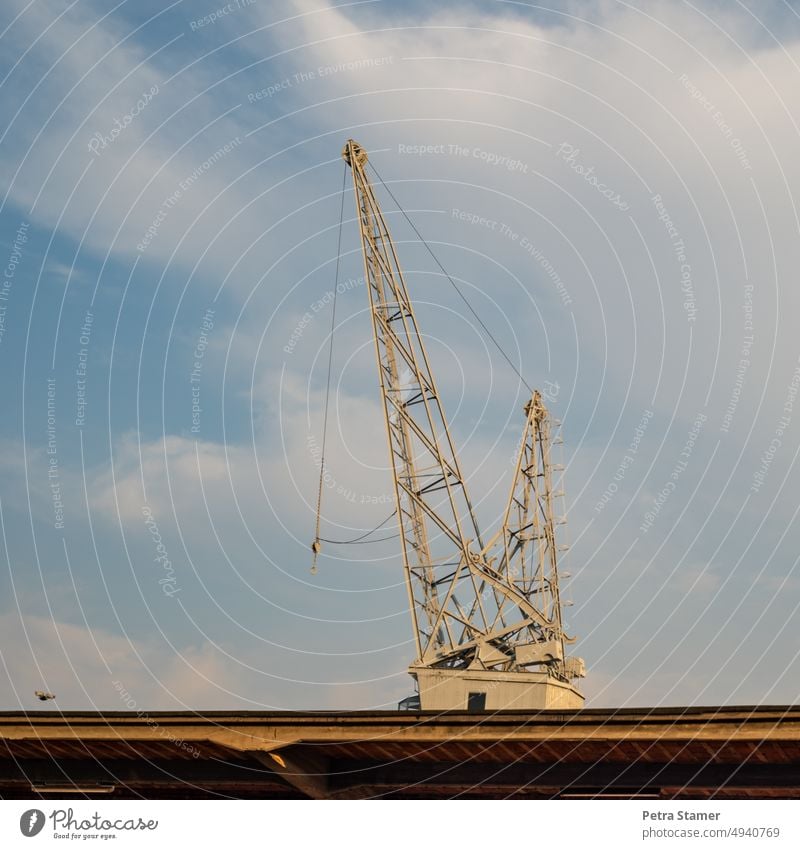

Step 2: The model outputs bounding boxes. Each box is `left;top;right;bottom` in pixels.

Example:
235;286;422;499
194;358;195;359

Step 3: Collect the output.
410;666;584;711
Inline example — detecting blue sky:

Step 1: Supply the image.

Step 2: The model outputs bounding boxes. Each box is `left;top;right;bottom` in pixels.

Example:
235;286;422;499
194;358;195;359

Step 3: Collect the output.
1;0;800;710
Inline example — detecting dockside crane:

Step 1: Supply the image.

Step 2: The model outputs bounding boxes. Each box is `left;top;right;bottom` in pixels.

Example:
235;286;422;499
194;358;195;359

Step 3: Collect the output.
321;140;585;710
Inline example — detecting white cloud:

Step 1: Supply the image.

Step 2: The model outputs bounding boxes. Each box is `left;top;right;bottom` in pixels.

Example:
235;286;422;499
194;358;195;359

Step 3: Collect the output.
5;0;800;707
0;611;247;709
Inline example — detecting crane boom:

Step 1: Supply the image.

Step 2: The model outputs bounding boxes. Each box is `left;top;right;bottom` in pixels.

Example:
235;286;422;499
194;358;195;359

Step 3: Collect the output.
341;139;585;709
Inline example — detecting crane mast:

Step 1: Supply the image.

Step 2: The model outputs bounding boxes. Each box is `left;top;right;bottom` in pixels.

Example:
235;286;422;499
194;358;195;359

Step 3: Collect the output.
342;139;585;710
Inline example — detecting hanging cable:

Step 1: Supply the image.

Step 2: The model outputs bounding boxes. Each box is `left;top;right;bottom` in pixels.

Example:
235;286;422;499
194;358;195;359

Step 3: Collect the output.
311;162;348;574
319;509;399;545
368;161;534;395
313;156;528;562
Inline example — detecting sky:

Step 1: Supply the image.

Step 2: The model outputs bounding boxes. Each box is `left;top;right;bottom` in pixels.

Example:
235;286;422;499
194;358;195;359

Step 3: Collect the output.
1;0;800;711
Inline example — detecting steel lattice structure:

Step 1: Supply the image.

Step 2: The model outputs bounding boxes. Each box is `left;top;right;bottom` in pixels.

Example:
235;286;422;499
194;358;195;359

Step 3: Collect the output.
342;139;584;694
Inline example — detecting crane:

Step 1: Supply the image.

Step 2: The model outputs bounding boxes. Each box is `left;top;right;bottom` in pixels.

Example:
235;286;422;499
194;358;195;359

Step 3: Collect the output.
332;139;585;710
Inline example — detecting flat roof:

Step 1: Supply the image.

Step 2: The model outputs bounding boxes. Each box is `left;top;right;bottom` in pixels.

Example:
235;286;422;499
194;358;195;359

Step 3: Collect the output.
1;705;798;799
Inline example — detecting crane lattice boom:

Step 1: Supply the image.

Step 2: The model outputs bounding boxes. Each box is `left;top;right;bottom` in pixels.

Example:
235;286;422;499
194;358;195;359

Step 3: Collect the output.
342;139;585;709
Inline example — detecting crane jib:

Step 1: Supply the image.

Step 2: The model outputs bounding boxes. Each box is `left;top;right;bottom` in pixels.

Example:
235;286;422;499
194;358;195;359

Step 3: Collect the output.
328;139;586;709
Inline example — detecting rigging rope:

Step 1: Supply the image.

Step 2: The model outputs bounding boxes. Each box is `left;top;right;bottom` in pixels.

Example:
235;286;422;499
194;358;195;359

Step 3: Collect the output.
367;161;534;395
312;154;533;565
318;509;399;545
311;163;348;574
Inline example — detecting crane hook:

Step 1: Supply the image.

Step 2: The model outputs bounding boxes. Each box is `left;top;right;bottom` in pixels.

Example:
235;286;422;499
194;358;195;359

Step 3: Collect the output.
311;539;321;574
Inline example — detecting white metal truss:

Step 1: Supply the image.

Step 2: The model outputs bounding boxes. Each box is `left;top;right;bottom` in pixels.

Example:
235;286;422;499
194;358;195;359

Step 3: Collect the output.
342;139;583;684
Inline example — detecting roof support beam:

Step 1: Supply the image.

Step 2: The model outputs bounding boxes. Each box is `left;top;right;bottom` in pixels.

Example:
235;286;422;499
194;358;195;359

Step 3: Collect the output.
249;750;329;799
